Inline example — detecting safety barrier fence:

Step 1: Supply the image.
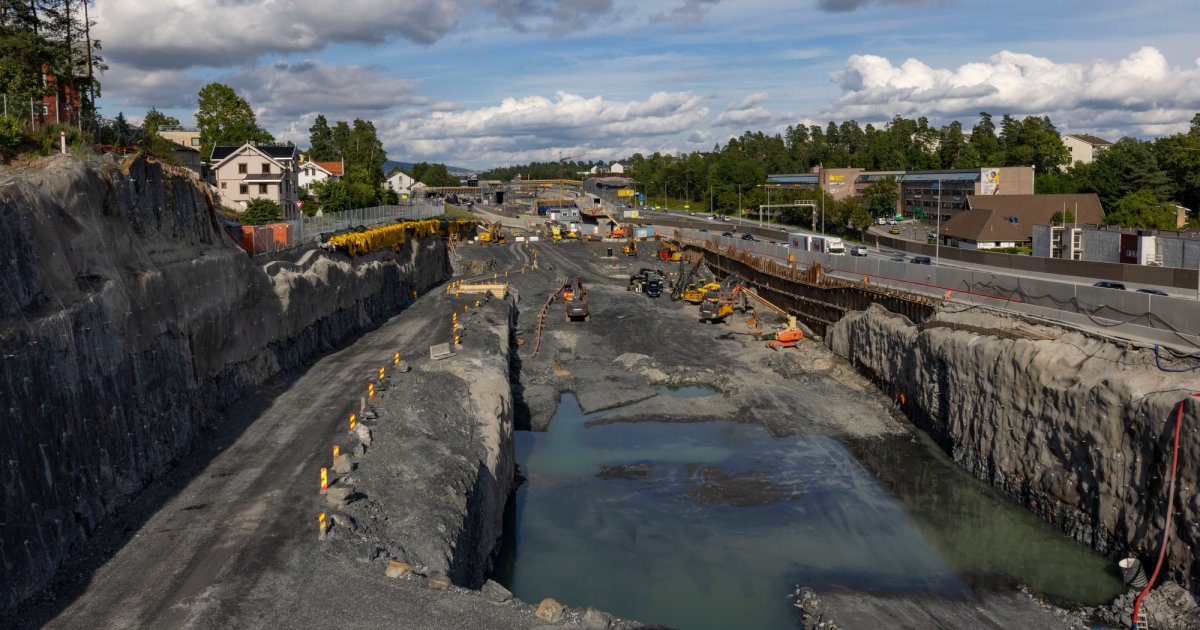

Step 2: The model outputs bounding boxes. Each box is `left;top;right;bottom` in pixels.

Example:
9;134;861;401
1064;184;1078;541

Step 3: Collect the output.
238;203;444;255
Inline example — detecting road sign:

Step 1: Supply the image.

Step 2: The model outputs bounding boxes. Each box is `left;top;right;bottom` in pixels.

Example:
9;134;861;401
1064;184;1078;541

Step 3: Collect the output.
637;193;646;201
617;189;635;197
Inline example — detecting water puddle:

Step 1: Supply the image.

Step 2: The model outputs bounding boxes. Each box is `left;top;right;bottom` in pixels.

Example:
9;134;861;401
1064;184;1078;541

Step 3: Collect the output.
655;384;719;398
493;394;1123;629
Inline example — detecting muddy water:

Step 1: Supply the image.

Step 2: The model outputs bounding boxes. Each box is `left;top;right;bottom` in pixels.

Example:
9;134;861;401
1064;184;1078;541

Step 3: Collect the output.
492;393;1123;629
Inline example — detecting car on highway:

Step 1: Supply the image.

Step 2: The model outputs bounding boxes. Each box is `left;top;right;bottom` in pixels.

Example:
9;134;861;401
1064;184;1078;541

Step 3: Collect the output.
889;227;901;234
1093;281;1127;290
875;217;887;225
890;256;907;262
850;245;869;256
698;228;709;232
887;219;897;225
741;233;756;241
708;214;718;220
722;216;731;222
1136;288;1169;296
911;255;932;265
722;231;733;237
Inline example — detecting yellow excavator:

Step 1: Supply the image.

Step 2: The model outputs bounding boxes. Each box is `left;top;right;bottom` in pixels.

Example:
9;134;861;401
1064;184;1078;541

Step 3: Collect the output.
477;221;506;244
623;236;637;256
550;225;563;242
658;241;682;262
681;281;721;304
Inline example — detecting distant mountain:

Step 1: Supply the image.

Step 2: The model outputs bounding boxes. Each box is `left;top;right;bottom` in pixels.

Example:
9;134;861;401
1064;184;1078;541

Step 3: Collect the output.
382;160;477;177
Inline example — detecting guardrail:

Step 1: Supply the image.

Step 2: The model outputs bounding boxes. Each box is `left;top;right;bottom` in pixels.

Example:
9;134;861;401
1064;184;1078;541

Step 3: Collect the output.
239;203;445;256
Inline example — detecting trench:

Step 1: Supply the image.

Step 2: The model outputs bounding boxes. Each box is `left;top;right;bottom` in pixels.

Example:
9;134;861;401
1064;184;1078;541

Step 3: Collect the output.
491;391;1124;629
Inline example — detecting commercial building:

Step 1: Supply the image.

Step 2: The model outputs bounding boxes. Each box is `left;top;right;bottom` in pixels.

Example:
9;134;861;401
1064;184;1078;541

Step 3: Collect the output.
766;166;1034;220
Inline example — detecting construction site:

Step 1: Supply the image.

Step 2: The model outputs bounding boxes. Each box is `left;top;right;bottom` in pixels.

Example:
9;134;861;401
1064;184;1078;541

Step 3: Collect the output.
3;156;1199;629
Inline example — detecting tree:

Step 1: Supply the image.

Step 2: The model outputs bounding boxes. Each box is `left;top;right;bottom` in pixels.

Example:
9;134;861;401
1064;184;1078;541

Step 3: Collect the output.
312;178;351;212
861;177;898;216
970;112;1001;165
410;162;460;187
143;107;179;133
195;82;272;159
307;114;336;161
1049;210;1075;225
1106;190;1178;229
240;197;282;225
1085;138;1175;210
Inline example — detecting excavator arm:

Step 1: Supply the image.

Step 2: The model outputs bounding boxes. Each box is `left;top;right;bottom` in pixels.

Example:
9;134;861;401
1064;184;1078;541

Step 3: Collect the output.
732;286;798;332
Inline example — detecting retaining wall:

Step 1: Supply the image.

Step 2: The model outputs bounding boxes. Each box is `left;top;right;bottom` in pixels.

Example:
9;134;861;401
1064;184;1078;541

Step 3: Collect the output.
0;155;452;612
828;305;1200;593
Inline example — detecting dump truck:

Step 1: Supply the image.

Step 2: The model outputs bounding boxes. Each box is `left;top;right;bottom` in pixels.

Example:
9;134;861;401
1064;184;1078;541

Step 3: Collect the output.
562;277;590;322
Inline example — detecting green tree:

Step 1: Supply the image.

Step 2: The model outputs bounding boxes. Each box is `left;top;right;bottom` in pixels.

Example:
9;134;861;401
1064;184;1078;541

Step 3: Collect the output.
312;178;351;212
410;162;460;186
1049;210;1075;225
970;112;1001;165
240;197;282;225
1085;138;1174;209
0;114;25;149
195;82;273;159
1106;190;1178;229
1154;119;1200;213
142;107;179;133
861;177;898;216
307;114;336;161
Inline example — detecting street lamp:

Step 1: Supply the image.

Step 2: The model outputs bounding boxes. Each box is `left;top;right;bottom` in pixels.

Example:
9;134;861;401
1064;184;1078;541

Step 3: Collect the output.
934;178;942;270
737;184;743;220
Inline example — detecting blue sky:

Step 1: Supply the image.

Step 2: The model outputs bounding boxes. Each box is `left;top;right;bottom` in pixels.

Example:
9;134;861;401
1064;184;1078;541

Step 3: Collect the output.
94;0;1200;169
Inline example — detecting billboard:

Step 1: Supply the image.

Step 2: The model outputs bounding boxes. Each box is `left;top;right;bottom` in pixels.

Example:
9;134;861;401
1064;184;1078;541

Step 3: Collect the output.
981;168;1000;195
617;189;635;197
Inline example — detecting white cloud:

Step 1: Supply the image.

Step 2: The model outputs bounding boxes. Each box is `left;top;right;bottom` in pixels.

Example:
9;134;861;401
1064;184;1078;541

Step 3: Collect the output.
650;0;723;27
95;0;465;69
825;47;1200;135
225;60;427;125
816;0;935;12
379;90;709;165
714;92;789;128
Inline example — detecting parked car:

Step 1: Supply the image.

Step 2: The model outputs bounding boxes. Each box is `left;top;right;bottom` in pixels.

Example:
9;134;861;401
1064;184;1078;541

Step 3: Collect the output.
889;227;901;234
741;233;756;241
887;219;897;225
1093;281;1126;290
722;231;734;237
1136;288;1169;295
722;216;731;222
875;217;887;225
911;255;932;265
850;246;869;256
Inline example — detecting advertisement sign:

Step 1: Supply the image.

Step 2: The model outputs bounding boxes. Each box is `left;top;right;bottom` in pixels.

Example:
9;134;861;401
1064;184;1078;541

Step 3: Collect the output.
981;168;1000;195
617;189;635;197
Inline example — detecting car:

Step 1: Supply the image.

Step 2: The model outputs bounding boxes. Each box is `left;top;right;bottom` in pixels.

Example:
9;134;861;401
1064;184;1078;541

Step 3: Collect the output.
741;233;756;241
708;214;718;220
722;216;731;222
688;211;695;216
698;228;708;233
1136;288;1169;296
887;219;897;225
889;227;901;234
850;246;869;256
722;231;734;237
911;255;932;265
875;217;887;225
889;256;907;262
1093;281;1126;290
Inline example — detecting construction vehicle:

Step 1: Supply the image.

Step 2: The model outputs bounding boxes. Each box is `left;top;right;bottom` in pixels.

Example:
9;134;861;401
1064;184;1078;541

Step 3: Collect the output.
658;241;682;262
550;225;563;242
477;221;505;244
681;281;721;304
562;277;590;321
697;276;743;323
628;268;665;296
735;286;803;349
623;236;637;256
597;206;630;238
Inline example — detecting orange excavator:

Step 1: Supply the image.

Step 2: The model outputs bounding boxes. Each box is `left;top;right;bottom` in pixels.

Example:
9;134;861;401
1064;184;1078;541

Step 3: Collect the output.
733;285;803;349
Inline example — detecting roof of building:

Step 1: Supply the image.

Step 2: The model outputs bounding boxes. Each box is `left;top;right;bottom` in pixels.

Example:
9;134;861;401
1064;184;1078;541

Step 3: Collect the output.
939;209;1028;243
961;193;1105;240
314;161;343;176
1065;134;1113;147
210;143;298;162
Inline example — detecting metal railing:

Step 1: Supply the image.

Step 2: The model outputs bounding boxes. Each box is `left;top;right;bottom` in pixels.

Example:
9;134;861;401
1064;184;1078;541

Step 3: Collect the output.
240;202;444;256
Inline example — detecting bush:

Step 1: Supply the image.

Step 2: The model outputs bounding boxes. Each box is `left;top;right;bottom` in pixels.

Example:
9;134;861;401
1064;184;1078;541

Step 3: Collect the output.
0;116;25;149
240;197;283;225
35;123;86;155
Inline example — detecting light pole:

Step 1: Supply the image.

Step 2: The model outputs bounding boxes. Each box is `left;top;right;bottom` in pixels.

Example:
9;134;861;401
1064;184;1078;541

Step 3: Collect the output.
934;178;942;269
737;185;743;220
819;169;825;235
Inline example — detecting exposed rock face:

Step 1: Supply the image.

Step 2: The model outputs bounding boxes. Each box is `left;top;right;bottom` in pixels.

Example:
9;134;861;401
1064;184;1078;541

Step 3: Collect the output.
0;155;452;612
828;304;1200;594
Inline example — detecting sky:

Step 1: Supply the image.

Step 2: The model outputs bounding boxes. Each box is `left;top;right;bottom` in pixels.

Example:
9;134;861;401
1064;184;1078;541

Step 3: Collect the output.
93;0;1200;170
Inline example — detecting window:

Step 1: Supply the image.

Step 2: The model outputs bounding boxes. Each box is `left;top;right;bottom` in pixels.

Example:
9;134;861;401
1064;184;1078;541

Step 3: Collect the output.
258;184;268;194
191;138;200;146
237;163;247;174
239;184;248;194
261;164;270;174
1006;217;1019;224
220;182;226;189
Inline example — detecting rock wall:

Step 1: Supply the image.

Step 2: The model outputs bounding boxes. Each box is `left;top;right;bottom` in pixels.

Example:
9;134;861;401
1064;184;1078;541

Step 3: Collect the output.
0;155;452;612
828;305;1200;594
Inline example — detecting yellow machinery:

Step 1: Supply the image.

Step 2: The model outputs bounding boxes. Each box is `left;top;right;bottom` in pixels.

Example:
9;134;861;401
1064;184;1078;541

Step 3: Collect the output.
681;281;720;304
550;225;563;242
564;225;580;240
623;236;638;256
477;221;506;244
735;287;802;349
600;207;629;238
327;219;463;257
658;241;682;262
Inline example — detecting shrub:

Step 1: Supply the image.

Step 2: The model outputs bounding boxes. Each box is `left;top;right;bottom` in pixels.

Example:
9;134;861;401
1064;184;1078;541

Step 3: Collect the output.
0;115;25;149
240;197;283;225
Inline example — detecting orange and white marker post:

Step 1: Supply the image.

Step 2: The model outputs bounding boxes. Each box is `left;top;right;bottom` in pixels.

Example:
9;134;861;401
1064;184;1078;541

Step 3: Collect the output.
349;413;357;432
320;467;328;494
318;512;327;540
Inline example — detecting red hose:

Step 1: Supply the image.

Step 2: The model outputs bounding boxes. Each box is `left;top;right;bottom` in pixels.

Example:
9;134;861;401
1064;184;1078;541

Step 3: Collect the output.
1132;393;1199;627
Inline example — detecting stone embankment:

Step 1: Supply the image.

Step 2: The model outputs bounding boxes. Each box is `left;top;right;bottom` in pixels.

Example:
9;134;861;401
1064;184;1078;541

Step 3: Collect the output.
0;155;450;613
828;304;1200;596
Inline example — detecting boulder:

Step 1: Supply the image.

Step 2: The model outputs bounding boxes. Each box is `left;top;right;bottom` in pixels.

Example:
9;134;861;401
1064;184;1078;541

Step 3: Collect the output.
583;607;612;629
426;572;451;590
332;454;353;474
325;486;353;507
535;598;565;623
385;561;412;578
354;424;372;447
481;579;513;604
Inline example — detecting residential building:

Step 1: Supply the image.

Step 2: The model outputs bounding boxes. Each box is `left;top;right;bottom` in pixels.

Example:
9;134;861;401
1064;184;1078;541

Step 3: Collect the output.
1062;134;1113;167
159;126;202;151
298;159;344;190
938;193;1104;250
609;162;625;174
385;170;423;198
1032;224;1200;269
209;143;300;218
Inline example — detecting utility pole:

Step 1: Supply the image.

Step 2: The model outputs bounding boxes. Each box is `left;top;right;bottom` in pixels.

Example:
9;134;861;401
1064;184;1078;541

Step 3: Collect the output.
935;179;942;270
737;185;742;219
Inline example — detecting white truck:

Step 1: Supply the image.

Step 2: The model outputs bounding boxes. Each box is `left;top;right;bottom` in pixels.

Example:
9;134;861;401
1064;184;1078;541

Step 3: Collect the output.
810;236;845;256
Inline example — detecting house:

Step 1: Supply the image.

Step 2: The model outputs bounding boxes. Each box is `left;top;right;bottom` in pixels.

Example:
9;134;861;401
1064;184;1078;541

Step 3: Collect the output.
938;193;1105;249
298;159;344;190
209;143;300;218
609;162;625;174
385;170;423;198
1062;134;1113;167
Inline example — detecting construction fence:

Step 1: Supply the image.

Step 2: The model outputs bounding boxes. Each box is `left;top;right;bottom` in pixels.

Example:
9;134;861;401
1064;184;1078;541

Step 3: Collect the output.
239;202;444;255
